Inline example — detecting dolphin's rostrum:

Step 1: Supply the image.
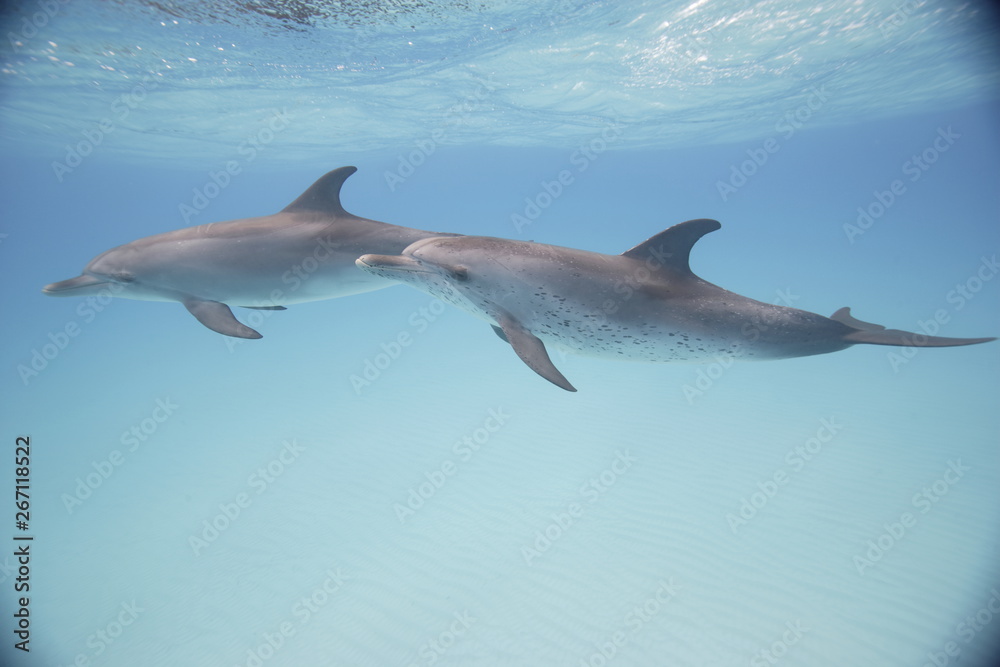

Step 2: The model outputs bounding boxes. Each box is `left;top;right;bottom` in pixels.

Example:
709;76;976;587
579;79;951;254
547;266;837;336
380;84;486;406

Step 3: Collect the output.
356;219;995;391
43;166;457;339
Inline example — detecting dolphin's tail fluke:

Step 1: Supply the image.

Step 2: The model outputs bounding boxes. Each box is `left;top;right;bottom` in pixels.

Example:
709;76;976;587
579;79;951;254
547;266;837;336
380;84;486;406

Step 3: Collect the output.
831;307;996;348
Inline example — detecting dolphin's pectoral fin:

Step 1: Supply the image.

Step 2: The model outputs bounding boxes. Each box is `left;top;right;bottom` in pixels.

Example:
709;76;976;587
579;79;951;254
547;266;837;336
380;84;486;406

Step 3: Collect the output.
833;307;996;348
183;299;262;339
491;325;509;344
242;305;287;310
495;311;577;392
620;219;721;275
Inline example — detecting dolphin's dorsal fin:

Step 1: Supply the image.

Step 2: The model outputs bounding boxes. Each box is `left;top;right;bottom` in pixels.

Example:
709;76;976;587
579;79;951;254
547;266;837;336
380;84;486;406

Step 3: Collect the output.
621;219;721;274
281;166;358;217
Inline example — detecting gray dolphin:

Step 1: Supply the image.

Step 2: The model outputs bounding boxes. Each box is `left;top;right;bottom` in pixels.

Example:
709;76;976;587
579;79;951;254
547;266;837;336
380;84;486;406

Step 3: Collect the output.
43;166;456;338
356;219;995;391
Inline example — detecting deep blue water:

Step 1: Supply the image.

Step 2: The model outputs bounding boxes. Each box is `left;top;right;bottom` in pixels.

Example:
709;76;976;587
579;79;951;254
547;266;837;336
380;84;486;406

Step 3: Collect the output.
1;2;1000;666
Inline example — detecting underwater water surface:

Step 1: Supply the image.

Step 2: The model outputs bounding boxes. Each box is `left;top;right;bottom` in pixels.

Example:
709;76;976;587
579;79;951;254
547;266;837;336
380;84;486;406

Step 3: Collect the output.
1;1;999;666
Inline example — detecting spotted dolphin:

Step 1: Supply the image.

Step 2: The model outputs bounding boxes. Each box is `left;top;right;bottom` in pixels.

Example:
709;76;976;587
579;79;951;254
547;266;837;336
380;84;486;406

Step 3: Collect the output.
43;166;457;338
356;219;995;391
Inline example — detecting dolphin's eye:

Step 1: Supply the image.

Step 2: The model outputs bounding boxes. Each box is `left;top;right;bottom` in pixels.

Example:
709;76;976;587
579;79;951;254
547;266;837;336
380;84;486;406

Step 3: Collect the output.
451;266;469;282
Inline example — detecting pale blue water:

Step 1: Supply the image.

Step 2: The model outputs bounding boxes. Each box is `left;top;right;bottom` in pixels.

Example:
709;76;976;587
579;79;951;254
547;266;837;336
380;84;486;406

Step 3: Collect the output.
1;1;999;666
